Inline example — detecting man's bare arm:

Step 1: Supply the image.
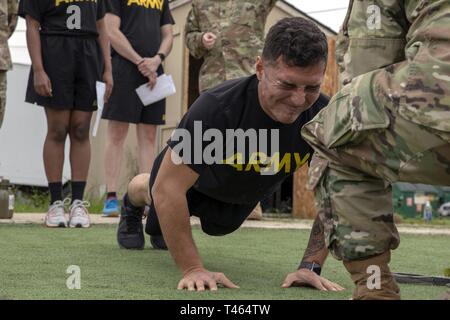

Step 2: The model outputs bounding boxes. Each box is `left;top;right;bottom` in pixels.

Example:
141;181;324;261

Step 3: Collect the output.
282;216;344;291
301;215;328;265
105;13;143;65
152;149;238;291
151;149;203;274
157;24;173;59
25;16;52;97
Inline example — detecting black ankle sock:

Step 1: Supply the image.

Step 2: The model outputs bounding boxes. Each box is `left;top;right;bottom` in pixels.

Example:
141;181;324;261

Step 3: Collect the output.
71;181;86;202
48;182;62;205
107;192;117;199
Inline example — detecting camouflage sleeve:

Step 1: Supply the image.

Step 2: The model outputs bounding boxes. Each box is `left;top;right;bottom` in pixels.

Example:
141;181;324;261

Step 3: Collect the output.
7;0;18;38
184;3;207;59
336;0;408;85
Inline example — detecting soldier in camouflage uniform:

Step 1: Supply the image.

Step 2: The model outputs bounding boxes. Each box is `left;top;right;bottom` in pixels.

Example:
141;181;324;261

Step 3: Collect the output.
0;0;18;129
185;0;277;93
299;0;450;299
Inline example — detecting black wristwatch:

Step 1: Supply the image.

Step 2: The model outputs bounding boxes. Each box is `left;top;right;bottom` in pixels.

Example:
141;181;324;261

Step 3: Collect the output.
157;52;166;62
298;261;322;276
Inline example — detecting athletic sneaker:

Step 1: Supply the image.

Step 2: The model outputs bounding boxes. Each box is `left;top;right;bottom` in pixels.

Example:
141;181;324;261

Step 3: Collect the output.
102;197;120;217
45;199;70;228
150;235;168;250
117;194;145;250
68;200;91;228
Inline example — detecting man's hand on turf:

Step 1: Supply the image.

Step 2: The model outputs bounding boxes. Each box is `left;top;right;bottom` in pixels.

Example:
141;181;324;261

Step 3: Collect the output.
281;269;345;291
178;267;239;292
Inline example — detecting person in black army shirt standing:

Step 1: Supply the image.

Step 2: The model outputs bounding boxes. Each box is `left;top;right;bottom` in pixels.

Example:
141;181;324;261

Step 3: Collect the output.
19;0;113;228
100;0;175;218
116;17;345;292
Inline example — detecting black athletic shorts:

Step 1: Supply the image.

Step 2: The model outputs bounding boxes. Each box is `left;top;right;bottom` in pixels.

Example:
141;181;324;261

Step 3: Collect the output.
25;35;102;111
145;147;257;237
102;55;166;125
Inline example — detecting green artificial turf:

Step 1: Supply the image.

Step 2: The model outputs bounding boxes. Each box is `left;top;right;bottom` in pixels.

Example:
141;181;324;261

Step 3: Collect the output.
0;224;448;300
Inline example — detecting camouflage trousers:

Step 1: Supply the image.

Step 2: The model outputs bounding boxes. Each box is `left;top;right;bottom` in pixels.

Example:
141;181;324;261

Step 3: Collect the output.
302;60;450;262
0;71;6;129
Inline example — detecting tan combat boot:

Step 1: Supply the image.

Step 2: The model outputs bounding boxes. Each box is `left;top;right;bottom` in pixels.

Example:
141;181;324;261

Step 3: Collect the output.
343;251;401;300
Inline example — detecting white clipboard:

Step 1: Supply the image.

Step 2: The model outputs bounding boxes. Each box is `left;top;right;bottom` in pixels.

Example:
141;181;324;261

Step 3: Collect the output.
135;74;176;106
92;81;105;137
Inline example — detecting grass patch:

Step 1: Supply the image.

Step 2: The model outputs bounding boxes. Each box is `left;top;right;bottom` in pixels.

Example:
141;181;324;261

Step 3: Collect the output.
0;225;448;300
14;186;106;214
397;217;450;227
13;187;450;227
14;187;50;213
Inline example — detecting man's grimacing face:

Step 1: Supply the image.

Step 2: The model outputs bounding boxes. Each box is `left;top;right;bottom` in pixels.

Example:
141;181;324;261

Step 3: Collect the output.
256;56;325;124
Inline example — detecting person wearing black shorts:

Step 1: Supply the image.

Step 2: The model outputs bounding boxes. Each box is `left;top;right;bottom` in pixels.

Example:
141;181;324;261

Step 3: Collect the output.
19;0;113;228
100;0;175;217
115;18;345;293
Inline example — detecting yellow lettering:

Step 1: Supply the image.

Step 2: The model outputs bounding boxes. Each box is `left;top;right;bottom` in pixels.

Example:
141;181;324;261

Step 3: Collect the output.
150;0;159;9
223;153;243;171
223;152;306;174
56;0;69;6
279;153;291;173
244;152;268;173
56;0;97;7
128;0;162;9
293;153;310;170
127;0;142;7
262;152;292;174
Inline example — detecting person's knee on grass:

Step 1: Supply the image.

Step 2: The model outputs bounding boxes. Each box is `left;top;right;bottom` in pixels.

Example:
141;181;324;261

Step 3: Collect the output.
127;173;151;207
117;173;168;250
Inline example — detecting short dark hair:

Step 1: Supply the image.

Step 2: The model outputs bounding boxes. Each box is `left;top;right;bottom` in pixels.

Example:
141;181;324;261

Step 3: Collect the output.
262;17;328;68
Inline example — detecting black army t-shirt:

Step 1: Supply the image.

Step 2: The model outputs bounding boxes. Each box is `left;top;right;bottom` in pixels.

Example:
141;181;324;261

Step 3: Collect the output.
106;0;175;57
19;0;106;36
167;75;329;205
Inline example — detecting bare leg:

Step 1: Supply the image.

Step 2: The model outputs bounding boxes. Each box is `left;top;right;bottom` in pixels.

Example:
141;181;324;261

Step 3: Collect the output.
117;173;151;250
104;120;129;193
69;110;93;182
136;123;157;174
127;173;151;207
43;108;71;183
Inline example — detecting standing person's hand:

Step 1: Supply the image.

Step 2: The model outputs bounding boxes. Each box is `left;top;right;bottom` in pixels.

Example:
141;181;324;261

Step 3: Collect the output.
33;70;53;97
178;267;239;291
147;72;158;90
103;70;114;104
138;57;160;78
281;269;345;291
202;32;217;50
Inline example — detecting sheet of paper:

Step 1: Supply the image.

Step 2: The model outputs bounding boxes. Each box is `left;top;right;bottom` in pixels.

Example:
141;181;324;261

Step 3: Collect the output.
135;74;176;107
92;81;106;137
